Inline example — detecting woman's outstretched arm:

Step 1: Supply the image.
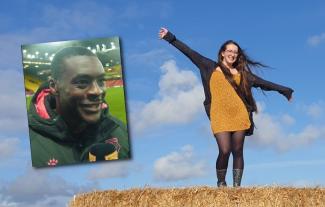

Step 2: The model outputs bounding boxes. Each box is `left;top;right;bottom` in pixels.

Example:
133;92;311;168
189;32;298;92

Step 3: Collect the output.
159;27;215;71
248;72;294;101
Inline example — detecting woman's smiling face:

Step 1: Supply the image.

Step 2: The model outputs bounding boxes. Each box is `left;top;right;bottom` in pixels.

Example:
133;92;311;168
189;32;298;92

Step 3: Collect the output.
221;43;239;67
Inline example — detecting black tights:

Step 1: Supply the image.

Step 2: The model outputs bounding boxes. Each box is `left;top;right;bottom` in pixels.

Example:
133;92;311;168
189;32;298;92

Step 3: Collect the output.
215;130;246;170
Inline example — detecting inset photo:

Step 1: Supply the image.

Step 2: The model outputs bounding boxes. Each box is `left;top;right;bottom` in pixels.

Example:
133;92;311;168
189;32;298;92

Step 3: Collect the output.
22;37;130;168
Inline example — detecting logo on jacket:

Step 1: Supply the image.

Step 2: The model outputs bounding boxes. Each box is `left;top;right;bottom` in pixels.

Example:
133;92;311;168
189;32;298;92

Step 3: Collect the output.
105;137;121;152
47;158;58;166
88;139;120;162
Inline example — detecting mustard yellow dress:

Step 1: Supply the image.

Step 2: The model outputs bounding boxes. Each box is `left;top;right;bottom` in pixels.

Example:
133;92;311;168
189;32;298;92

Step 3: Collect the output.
210;70;251;134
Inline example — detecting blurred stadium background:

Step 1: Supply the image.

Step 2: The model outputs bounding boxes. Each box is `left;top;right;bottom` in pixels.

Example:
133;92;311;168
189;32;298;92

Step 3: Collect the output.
22;37;127;124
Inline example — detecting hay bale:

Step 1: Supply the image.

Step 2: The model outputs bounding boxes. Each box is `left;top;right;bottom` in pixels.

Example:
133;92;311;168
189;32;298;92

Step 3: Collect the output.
69;186;325;207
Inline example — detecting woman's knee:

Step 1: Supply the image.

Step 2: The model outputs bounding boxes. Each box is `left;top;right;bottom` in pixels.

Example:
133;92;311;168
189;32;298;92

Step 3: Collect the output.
219;149;231;158
232;147;243;157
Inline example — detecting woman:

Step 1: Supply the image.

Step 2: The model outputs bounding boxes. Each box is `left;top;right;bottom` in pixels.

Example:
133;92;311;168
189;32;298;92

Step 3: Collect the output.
159;27;294;187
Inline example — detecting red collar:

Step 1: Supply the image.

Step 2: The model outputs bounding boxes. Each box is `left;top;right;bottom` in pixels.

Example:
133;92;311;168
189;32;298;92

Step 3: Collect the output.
34;89;51;119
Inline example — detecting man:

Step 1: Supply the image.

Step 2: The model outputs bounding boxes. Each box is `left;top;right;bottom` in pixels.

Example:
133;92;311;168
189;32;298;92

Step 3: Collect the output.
28;46;130;167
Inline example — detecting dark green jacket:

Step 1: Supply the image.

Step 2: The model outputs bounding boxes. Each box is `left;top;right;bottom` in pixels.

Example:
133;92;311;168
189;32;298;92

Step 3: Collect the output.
28;83;130;168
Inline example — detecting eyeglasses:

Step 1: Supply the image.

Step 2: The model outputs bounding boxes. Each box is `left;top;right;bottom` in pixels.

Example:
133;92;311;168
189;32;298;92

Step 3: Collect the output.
225;49;238;55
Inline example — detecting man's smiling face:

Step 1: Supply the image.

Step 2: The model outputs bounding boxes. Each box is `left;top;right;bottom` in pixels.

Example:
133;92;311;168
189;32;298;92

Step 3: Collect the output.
55;55;106;125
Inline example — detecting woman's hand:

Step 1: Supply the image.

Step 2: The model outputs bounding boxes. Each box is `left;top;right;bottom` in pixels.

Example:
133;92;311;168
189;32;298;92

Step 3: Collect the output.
159;27;168;39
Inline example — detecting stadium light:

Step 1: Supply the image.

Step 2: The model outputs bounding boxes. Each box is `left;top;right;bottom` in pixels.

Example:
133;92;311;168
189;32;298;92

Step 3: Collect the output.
111;42;116;49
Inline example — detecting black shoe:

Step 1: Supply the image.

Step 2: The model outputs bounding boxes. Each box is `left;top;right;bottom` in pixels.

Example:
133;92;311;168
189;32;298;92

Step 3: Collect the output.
217;181;227;187
233;169;243;187
217;169;227;187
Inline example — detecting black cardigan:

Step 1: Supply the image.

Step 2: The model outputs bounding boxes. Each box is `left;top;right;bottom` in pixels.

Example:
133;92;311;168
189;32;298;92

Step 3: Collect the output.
163;31;294;136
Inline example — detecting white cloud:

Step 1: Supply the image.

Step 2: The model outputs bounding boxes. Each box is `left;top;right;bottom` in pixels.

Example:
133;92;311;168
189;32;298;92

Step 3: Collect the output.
129;49;174;66
40;2;114;34
159;60;199;96
305;101;324;118
0;70;28;134
0;138;20;159
307;33;325;46
29;195;72;207
0;195;16;207
0;195;72;207
281;114;295;125
0;34;35;70
285;125;325;148
87;161;133;180
131;60;204;134
0;169;95;206
250;102;325;151
154;145;208;181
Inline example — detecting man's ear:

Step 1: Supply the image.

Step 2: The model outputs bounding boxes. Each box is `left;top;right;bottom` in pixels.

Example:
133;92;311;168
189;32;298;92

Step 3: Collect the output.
49;79;58;96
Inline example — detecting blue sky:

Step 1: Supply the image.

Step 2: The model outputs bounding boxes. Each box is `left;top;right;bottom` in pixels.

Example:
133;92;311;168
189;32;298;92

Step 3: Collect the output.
1;0;325;206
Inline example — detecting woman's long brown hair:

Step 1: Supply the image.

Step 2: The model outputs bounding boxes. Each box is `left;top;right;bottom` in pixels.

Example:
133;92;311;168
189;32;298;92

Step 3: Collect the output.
217;40;266;112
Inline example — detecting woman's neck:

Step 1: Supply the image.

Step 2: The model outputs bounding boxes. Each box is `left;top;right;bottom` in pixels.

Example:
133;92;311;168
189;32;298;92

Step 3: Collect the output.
221;61;239;75
222;61;234;70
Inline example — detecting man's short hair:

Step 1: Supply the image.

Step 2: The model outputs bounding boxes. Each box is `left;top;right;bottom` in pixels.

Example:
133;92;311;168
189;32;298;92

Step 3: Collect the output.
51;46;96;80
